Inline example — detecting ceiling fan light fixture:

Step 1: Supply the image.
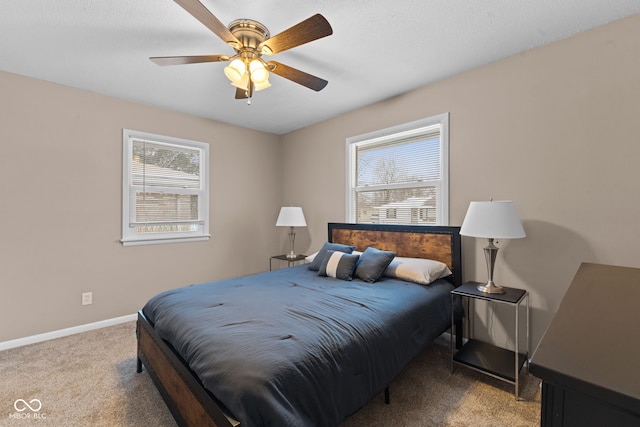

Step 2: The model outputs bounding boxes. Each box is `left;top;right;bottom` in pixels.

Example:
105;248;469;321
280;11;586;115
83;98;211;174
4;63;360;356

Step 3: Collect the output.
230;72;250;89
151;2;333;101
224;58;246;83
249;59;269;84
254;79;271;91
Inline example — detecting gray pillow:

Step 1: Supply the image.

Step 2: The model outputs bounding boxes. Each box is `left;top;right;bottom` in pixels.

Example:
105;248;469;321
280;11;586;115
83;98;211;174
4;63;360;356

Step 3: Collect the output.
307;242;357;271
318;250;360;281
355;247;396;283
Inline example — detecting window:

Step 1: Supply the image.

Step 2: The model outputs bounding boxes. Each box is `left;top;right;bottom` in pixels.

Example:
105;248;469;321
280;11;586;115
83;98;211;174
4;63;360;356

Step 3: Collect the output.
346;113;449;225
122;129;209;246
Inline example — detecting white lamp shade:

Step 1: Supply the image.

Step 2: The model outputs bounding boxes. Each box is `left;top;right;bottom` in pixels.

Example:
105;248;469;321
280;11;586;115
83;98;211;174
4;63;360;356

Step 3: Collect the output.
276;207;307;227
460;200;526;239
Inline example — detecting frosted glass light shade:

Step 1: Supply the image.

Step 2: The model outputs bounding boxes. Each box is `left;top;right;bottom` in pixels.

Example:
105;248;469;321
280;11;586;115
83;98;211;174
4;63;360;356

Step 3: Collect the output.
249;59;269;84
254;79;271;91
276;207;307;227
230;72;250;89
224;58;246;83
460;200;526;239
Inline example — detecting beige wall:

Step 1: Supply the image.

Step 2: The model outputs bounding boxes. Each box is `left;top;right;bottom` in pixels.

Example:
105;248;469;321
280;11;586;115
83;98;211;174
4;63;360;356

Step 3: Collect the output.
0;71;281;342
281;14;640;350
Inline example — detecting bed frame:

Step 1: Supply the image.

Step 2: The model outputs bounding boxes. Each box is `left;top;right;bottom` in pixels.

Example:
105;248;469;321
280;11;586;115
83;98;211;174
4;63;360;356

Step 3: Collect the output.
136;222;463;427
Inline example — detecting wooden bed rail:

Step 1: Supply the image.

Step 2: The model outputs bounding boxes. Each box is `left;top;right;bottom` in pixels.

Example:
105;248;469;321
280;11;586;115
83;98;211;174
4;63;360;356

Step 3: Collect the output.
137;311;239;427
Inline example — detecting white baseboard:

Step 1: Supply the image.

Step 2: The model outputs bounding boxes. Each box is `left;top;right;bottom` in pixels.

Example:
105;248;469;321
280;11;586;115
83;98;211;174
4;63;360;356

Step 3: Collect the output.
0;313;137;351
1;318;461;352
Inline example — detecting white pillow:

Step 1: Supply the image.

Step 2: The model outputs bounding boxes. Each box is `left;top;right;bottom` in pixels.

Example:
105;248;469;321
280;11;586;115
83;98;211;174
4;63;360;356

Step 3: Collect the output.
383;257;452;285
305;252;318;264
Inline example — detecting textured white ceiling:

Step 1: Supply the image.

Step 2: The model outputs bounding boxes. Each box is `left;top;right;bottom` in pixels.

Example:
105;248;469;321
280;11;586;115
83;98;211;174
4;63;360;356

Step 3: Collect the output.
2;1;639;134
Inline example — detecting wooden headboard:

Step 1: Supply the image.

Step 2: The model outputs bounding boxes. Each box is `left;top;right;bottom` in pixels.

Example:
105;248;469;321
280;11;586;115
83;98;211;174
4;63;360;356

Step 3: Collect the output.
328;222;462;287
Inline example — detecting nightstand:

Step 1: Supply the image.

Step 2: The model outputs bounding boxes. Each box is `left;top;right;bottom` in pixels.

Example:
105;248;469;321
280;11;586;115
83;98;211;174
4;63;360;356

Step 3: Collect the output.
269;254;307;271
450;281;530;399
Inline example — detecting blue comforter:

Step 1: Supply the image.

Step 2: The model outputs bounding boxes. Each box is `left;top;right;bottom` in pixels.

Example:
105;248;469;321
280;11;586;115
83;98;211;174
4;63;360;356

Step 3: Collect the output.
142;265;455;427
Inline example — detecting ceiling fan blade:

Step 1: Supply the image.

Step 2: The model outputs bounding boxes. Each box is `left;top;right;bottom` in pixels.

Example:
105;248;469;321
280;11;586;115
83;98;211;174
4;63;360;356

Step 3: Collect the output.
258;14;332;55
173;0;241;48
150;55;230;66
267;61;328;91
235;84;253;99
235;87;247;99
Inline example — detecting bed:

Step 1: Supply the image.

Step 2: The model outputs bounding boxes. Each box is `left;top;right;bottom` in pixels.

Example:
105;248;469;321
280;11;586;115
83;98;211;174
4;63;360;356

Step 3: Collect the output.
136;222;463;427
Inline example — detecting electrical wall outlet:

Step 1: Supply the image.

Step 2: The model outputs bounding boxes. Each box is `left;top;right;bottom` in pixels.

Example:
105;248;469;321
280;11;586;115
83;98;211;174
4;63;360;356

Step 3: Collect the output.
81;292;93;306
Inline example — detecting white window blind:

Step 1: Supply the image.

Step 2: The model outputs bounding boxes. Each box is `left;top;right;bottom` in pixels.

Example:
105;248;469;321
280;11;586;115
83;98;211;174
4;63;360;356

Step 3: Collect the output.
346;114;449;225
122;129;210;245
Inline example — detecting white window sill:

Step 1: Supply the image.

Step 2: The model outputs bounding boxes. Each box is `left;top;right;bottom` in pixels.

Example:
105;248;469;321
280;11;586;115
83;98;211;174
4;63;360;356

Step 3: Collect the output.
121;235;211;246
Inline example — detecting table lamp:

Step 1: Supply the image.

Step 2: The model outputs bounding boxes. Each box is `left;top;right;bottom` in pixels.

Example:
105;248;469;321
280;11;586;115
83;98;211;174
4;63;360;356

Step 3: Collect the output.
460;200;526;294
276;207;307;259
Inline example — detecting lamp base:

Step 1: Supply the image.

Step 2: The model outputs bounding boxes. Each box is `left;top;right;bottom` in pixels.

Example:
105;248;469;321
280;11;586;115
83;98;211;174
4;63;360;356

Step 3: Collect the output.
286;228;298;259
477;281;505;294
478;239;505;294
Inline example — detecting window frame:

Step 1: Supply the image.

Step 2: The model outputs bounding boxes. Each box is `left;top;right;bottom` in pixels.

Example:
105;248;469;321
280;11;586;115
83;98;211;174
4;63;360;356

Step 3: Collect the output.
345;113;450;225
121;129;210;246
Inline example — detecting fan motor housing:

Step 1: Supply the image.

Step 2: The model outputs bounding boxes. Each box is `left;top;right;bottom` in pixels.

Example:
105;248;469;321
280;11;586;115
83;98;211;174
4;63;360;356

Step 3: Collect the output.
228;19;270;52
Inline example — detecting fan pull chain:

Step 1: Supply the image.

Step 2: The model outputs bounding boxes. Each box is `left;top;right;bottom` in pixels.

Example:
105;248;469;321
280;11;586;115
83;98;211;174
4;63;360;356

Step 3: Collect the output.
247;68;252;105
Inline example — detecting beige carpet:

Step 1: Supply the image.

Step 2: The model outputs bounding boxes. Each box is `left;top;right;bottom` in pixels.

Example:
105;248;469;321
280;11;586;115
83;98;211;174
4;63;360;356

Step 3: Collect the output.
0;322;540;426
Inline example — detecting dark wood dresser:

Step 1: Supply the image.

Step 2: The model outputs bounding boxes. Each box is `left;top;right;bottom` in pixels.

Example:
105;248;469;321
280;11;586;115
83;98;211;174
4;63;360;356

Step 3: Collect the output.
529;263;640;426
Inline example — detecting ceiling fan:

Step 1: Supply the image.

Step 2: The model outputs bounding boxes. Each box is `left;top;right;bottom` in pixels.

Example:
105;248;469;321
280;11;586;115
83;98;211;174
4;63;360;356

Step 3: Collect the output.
150;0;333;101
